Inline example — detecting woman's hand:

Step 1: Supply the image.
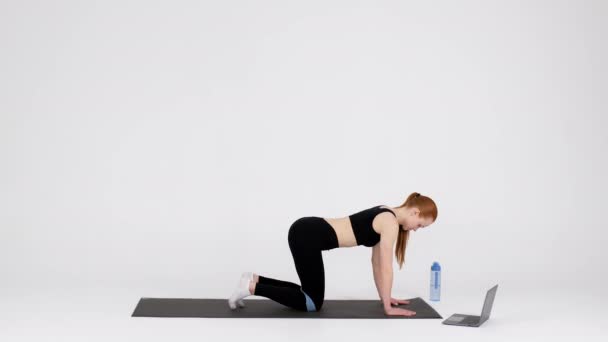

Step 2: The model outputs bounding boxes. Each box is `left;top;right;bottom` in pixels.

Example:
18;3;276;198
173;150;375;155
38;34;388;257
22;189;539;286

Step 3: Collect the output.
390;297;410;306
384;306;417;317
384;297;415;316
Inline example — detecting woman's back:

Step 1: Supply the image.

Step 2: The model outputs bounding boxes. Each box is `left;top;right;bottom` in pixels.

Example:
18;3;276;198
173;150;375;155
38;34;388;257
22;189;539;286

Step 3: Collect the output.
323;205;397;248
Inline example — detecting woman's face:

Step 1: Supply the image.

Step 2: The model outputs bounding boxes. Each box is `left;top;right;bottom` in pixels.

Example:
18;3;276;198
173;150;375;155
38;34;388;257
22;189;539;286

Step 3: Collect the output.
404;208;434;231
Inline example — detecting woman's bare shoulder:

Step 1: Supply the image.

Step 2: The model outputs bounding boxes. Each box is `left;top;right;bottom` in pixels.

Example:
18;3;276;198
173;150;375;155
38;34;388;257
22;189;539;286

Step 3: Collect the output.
373;208;399;236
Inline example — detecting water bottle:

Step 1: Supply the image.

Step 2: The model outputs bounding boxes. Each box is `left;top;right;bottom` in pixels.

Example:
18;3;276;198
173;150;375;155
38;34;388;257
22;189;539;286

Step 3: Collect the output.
430;261;441;301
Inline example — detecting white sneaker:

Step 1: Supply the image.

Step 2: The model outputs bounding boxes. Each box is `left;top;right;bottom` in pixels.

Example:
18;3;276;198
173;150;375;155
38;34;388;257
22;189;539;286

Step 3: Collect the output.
237;272;254;307
228;275;251;310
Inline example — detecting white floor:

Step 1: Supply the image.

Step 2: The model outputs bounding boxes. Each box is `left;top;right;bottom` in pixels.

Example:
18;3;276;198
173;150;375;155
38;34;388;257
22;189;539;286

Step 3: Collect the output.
1;287;606;342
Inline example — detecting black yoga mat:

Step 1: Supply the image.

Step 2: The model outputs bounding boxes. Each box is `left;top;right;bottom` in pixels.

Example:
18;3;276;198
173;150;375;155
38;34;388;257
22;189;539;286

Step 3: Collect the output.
131;297;442;319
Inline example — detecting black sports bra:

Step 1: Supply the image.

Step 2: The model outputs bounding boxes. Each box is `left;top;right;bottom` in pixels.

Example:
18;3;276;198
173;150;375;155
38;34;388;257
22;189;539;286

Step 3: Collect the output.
348;205;400;247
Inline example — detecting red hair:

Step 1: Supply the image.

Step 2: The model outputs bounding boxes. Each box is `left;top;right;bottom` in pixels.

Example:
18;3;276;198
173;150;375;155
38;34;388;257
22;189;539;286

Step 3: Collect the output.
395;192;438;269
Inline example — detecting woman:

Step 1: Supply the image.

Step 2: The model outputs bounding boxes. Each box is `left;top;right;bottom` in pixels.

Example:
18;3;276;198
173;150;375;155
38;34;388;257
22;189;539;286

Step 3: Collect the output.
228;192;438;317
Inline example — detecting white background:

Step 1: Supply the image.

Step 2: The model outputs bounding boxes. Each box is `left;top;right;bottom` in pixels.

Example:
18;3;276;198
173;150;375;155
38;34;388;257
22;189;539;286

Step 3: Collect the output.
1;0;606;341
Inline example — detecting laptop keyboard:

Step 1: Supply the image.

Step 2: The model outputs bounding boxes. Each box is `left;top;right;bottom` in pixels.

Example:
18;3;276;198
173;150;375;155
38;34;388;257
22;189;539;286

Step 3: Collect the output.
446;315;479;324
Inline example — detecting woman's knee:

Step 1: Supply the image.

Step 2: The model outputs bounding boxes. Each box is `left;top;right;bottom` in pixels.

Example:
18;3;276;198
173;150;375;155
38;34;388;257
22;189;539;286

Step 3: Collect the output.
301;288;324;312
313;297;325;311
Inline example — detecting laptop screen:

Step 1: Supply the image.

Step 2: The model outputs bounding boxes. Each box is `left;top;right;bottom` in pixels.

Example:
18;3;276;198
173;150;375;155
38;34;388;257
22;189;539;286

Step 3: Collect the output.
480;284;498;322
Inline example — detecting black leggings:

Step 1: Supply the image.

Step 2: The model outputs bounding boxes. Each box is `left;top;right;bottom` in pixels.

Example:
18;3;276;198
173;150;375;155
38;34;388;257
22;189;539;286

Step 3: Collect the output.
253;216;339;311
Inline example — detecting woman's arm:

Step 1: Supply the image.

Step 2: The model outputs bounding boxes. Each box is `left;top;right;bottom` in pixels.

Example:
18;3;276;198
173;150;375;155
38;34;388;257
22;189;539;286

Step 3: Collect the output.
372;220;399;311
372;256;392;306
371;246;382;299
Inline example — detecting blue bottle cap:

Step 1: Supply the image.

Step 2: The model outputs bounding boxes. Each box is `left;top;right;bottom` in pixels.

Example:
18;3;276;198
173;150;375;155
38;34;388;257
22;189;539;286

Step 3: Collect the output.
431;261;441;271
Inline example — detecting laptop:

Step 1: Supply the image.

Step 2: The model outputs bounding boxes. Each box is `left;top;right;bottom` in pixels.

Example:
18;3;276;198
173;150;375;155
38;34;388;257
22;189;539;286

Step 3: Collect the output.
442;284;498;327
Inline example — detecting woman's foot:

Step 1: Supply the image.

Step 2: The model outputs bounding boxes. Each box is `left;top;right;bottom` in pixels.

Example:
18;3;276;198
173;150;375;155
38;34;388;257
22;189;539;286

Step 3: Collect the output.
240;272;259;283
228;273;257;309
235;272;258;307
236;272;260;308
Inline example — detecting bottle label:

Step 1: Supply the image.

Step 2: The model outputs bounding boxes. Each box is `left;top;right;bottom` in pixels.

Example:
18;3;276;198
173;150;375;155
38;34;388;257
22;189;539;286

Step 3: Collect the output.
431;271;441;289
